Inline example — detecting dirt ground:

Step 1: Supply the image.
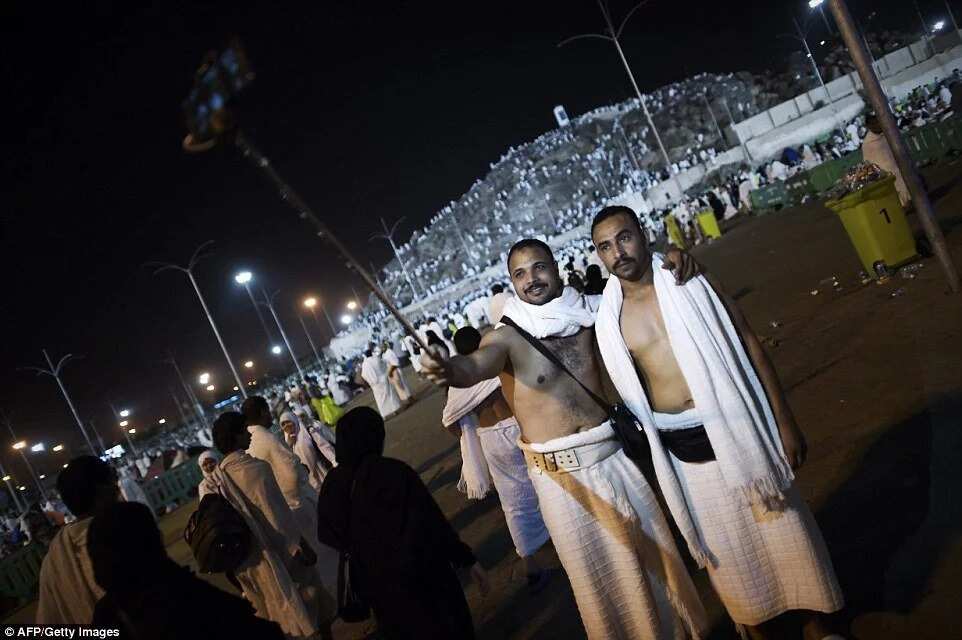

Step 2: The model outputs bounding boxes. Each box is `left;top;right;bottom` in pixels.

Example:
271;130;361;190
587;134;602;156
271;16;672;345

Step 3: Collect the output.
7;161;961;639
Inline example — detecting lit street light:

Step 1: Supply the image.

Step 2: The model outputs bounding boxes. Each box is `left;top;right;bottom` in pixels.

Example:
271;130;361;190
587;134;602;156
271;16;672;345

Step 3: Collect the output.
38;474;45;480
244;360;254;368
303;296;337;334
30;443;45;453
199;372;211;385
119;409;130;418
109;402;140;457
271;345;282;355
236;270;280;358
340;314;353;325
151;243;248;398
128;428;137;434
52;444;64;452
934;20;946;32
6;428;47;501
346;301;358;311
206;384;216;391
158;418;166;425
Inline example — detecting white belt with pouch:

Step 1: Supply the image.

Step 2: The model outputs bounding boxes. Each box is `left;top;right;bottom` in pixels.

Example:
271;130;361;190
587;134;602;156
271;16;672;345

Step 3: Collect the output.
523;437;620;474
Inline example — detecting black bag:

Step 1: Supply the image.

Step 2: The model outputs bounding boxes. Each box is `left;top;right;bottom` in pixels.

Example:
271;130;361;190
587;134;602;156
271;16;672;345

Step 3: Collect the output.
337;460;371;623
499;316;653;470
184;491;251;576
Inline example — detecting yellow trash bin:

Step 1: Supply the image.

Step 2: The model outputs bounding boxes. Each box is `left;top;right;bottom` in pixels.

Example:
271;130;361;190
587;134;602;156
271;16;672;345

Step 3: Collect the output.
665;214;687;249
697;210;722;239
825;176;917;274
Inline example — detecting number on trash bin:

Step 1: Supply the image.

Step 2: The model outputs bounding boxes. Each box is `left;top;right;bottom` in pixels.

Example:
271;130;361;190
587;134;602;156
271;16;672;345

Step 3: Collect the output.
879;208;891;224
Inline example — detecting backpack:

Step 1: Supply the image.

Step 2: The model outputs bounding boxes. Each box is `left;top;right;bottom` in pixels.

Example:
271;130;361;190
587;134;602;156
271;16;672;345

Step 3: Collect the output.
184;492;251;575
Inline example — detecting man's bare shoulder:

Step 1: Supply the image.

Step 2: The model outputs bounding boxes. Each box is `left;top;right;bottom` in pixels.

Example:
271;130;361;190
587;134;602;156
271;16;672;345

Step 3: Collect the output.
480;325;520;349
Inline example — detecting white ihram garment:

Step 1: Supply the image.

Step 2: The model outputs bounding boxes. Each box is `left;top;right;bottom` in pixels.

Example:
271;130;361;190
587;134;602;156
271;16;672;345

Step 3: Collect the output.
595;257;843;624
477;417;549;558
443;379;548;558
214;453;333;638
360;355;402;418
246;424;319;549
382;348;411;402
520;423;707;640
326;372;351;406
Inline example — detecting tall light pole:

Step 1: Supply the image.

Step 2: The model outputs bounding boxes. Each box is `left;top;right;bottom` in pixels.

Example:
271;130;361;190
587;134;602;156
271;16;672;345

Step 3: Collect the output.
784;17;836;115
21;351;96;454
371;217;425;301
1;413;47;501
720;97;752;163
946;0;961;33
298;314;323;368
303;296;336;336
235;270;278;350
261;289;305;380
149;243;248;398
87;420;108;457
828;0;959;293
559;0;686;202
0;462;25;512
108;403;140;457
162;352;210;430
808;0;835;34
701;94;726;146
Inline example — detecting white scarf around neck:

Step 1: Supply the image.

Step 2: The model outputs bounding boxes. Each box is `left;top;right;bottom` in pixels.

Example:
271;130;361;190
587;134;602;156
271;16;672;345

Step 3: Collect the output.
499;285;600;339
594;253;794;568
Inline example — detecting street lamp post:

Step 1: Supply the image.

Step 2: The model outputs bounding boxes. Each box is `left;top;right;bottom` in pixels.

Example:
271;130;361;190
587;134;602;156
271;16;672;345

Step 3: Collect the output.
559;0;686;203
298;313;323;368
3;416;47;502
20;351;97;454
162;352;211;430
261;289;305;380
235;270;278;350
108;403;140;456
304;297;336;335
0;462;25;512
87;421;108;457
149;243;248;398
371;217;425;301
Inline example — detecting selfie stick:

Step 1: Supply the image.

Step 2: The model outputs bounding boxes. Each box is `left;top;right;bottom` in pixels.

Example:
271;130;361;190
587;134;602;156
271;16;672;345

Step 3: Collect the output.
183;130;432;353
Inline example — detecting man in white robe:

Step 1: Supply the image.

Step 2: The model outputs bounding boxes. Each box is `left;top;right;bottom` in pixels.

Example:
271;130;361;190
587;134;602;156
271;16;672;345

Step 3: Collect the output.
211;413;334;639
861;114;910;207
360;347;402;418
117;465;154;518
464;296;488;329
325;370;351;406
591;206;844;640
241;397;320;551
442;326;551;593
36;456;120;624
381;341;412;403
422;238;708;639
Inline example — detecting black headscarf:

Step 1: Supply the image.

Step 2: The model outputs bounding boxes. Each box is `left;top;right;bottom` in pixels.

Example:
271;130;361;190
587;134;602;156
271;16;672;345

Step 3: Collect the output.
88;502;166;593
335;406;385;466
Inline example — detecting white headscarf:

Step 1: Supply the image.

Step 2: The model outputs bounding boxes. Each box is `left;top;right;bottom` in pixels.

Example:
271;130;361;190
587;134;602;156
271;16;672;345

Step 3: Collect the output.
196;449;222;500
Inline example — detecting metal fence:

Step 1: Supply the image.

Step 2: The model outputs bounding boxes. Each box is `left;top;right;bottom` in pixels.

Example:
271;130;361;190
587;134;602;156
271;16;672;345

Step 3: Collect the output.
750;115;962;213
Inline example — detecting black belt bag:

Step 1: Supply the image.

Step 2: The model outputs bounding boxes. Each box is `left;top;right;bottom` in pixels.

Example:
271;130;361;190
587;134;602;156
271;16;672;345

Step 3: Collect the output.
658;425;716;463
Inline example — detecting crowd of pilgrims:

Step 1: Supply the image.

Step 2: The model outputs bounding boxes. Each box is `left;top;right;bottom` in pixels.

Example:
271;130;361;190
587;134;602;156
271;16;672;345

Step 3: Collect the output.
366;73;962;313
16;69;961;637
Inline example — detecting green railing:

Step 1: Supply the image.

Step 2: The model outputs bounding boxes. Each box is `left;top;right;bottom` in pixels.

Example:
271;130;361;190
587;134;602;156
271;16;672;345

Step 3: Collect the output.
142;456;202;513
750;115;962;213
0;542;45;606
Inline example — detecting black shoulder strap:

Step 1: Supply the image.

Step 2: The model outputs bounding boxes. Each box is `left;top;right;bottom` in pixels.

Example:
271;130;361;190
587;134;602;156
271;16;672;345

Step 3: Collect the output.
500;315;610;414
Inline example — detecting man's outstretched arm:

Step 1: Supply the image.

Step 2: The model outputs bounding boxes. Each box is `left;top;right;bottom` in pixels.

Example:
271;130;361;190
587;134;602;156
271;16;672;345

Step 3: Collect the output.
421;329;510;388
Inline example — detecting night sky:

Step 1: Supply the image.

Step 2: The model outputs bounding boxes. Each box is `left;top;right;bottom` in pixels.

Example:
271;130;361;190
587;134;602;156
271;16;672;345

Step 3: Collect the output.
0;0;927;480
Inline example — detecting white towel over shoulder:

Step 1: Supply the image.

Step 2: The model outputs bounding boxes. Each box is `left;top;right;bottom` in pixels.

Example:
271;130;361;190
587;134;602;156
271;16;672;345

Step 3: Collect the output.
594;254;794;567
499;286;600;338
